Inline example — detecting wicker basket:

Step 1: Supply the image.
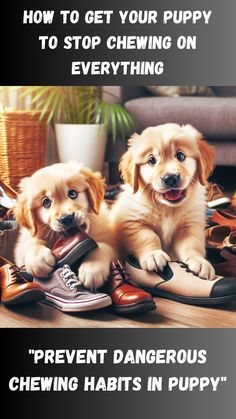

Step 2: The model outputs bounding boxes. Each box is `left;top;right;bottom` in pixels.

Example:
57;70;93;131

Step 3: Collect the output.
0;109;49;190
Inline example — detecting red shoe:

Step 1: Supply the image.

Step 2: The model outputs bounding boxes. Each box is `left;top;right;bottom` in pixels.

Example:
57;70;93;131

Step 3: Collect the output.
52;227;97;268
102;260;156;314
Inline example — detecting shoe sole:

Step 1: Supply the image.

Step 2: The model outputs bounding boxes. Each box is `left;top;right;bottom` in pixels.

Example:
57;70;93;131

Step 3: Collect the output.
2;289;45;305
208;197;231;208
55;238;98;268
143;287;236;306
109;299;156;315
42;294;112;312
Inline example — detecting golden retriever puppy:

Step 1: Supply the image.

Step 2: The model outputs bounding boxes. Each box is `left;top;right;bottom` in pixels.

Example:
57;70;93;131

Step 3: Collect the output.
111;123;215;280
14;162;116;289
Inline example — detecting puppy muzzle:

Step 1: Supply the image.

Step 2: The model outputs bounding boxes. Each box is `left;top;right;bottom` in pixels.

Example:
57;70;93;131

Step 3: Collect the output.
59;213;75;227
161;173;180;189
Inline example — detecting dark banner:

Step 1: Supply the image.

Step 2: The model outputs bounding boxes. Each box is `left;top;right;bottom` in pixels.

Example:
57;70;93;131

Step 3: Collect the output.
1;0;236;84
1;329;236;419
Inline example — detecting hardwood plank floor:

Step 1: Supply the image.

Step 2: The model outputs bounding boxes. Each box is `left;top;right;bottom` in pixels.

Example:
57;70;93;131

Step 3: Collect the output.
1;297;236;328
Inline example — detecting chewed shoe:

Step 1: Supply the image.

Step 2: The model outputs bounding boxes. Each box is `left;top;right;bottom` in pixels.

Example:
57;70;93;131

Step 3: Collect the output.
52;227;97;268
125;255;236;306
34;265;112;312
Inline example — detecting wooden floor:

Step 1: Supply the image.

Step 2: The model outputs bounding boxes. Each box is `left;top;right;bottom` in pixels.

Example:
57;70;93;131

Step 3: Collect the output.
1;297;236;328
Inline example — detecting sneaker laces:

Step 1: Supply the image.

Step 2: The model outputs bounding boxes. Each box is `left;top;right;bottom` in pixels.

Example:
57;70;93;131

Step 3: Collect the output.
9;265;25;284
60;265;82;290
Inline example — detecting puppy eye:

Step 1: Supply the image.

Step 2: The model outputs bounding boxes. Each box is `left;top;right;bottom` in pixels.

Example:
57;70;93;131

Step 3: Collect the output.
176;151;186;162
68;189;78;199
148;155;157;166
42;197;52;208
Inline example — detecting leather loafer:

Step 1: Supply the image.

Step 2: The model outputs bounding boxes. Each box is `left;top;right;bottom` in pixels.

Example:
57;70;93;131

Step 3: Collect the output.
125;255;236;306
0;257;45;305
52;227;97;268
102;260;156;314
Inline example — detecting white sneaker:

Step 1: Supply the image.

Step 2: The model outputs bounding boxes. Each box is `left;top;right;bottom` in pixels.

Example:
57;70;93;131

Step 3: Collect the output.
34;265;112;312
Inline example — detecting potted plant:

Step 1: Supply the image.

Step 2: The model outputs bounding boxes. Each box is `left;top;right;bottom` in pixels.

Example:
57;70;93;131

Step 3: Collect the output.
16;86;134;172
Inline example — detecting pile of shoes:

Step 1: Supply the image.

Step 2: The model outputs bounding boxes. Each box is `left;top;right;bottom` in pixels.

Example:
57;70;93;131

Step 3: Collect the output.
18;227;155;314
0;179;17;219
206;183;236;279
2;179;236;313
0;180;19;261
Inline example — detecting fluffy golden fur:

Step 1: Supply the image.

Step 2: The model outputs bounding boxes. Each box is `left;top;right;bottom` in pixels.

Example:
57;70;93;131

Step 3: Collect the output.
14;162;116;289
111;123;216;280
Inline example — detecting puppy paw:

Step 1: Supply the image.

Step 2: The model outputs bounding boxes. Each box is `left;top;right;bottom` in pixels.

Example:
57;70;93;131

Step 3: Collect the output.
78;261;110;290
140;250;170;271
25;246;55;278
186;256;215;280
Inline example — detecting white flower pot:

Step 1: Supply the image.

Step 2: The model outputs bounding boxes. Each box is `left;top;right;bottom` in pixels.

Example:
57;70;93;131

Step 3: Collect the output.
55;124;107;172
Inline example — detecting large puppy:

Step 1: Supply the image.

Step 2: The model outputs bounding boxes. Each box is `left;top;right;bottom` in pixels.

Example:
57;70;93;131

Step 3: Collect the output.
111;123;215;280
14;162;115;289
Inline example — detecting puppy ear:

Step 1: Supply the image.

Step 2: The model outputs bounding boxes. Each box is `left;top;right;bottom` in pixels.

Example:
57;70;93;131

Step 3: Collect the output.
14;177;38;236
14;192;38;236
119;150;139;193
196;135;215;185
80;167;105;214
119;134;140;193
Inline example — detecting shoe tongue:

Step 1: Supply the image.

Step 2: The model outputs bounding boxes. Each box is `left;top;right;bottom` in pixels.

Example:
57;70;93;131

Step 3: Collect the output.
165;189;182;201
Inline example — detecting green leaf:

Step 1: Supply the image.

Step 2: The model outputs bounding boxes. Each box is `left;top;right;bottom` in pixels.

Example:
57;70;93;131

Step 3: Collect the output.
114;104;125;140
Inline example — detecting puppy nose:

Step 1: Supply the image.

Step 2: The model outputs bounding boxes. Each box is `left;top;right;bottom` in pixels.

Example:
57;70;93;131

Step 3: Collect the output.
59;214;75;226
162;173;180;188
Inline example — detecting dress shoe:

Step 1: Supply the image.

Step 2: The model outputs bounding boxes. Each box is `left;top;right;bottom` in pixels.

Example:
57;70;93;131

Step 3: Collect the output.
232;192;236;211
206;183;230;209
211;209;236;230
207;247;236;277
34;264;111;312
0;257;45;305
52;227;97;268
125;255;236;306
206;225;233;249
102;260;156;314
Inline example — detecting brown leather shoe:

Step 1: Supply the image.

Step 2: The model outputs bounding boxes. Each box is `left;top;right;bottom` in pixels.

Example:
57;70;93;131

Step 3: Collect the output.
207;247;236;278
206;225;233;249
206;183;230;209
211;209;236;230
102;260;156;314
0;257;45;305
232;192;236;211
52;227;97;268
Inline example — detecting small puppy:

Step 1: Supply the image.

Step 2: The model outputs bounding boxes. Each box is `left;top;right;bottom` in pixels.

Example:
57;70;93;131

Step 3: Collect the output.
111;123;215;280
14;162;115;289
